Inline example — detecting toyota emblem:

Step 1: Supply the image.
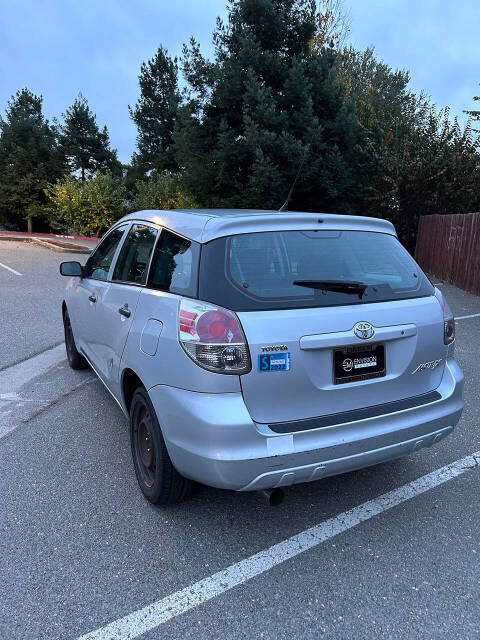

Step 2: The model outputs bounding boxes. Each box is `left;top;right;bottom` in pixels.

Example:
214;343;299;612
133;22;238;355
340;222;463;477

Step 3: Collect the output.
353;321;375;340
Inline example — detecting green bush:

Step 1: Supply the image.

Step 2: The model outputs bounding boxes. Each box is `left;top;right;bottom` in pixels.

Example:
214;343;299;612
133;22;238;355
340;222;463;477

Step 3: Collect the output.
132;173;199;211
45;171;126;236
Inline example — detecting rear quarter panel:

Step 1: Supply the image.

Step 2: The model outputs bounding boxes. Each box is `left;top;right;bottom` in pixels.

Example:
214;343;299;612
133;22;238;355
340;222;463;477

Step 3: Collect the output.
120;289;241;394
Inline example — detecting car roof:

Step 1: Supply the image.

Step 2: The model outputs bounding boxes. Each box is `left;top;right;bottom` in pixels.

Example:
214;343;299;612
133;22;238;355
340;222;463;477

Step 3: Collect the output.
117;209;396;243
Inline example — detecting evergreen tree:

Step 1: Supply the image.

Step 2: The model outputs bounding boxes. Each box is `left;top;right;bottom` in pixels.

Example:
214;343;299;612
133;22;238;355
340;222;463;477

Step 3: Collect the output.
59;94;120;181
0;88;63;232
129;47;181;176
175;0;360;211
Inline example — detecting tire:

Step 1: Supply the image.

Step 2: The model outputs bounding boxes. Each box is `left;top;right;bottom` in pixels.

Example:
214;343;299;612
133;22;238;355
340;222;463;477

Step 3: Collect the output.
63;309;88;370
130;387;191;505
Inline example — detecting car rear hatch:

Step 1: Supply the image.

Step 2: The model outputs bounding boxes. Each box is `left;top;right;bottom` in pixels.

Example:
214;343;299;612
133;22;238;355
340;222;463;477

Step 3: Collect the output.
199;226;447;425
237;296;446;424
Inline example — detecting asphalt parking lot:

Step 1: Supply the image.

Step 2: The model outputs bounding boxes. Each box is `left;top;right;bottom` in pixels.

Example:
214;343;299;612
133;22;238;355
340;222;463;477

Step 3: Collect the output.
1;240;479;640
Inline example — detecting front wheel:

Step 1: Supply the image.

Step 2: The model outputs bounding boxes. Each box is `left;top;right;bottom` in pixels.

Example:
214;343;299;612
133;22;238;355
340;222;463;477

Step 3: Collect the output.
130;387;191;505
63;309;88;370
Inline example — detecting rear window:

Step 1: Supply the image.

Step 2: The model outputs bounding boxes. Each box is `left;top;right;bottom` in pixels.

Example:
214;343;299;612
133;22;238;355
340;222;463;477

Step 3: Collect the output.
199;230;434;311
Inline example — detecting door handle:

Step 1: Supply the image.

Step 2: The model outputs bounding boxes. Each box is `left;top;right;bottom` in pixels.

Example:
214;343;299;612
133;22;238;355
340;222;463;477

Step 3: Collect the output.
88;294;96;303
118;305;131;318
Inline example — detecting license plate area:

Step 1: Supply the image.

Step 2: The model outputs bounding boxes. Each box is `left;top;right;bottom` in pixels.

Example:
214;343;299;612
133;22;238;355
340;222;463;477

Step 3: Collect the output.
333;343;386;384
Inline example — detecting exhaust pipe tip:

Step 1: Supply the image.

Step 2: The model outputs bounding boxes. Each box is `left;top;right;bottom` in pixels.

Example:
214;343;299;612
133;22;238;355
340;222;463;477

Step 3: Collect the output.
261;488;285;506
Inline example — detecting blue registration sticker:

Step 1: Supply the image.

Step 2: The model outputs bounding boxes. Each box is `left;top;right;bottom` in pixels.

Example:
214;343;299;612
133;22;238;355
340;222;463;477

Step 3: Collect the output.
258;352;291;372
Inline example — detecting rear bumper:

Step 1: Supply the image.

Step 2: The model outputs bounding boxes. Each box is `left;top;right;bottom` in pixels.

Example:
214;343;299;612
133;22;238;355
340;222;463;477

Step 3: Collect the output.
149;358;464;491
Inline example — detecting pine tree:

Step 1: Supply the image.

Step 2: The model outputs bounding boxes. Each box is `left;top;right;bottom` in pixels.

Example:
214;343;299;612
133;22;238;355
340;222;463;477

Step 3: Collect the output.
175;0;360;211
59;94;120;181
0;88;63;232
129;46;181;176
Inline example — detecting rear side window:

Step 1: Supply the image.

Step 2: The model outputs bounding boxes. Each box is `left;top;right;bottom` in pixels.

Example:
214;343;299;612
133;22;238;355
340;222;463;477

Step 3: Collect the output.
113;224;158;284
147;229;199;297
199;230;434;311
84;224;128;280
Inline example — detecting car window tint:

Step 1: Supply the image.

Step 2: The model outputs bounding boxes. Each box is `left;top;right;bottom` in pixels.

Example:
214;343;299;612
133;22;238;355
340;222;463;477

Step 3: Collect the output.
199;230;434;311
113;224;158;284
148;229;199;296
84;225;128;280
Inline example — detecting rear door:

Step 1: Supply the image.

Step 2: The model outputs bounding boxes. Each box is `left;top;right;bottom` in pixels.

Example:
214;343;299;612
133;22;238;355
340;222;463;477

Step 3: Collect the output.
200;229;447;425
91;223;159;395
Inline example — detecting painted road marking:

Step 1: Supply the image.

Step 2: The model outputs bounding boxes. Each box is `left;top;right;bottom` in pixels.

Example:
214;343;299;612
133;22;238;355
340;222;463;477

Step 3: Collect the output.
456;313;480;321
0;343;65;393
0;344;67;440
0;261;22;276
0;343;98;440
77;451;480;640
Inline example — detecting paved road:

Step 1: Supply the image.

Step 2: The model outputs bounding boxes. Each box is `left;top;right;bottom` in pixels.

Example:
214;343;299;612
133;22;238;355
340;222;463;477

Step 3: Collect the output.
0;243;479;640
0;241;91;369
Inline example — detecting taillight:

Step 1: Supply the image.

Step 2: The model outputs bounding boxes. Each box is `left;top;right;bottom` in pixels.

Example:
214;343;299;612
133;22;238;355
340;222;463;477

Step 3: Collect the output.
444;318;455;344
435;288;455;345
178;299;251;374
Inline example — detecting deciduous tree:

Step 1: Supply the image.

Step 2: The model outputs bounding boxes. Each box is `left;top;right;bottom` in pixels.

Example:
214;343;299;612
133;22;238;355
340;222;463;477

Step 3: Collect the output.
311;0;350;51
131;173;198;211
338;48;480;250
464;84;480;131
46;171;125;236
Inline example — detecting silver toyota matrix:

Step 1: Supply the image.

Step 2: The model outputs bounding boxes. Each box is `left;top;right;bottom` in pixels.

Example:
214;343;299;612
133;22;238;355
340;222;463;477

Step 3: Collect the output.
60;210;464;505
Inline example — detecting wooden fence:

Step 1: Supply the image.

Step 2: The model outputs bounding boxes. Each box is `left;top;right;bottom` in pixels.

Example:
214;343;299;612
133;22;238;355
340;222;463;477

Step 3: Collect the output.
415;212;480;295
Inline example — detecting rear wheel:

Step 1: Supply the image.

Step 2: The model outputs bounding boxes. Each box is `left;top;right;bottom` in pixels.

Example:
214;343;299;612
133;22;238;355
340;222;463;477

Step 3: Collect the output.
63;309;88;370
130;387;191;505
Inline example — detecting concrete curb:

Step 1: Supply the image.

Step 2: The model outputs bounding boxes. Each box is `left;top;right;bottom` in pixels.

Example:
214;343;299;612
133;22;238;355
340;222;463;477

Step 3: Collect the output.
30;238;91;254
0;235;25;242
0;230;99;242
0;235;91;254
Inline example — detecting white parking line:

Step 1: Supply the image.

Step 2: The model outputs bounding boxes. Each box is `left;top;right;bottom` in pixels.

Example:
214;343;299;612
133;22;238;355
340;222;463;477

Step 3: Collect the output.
77;450;480;640
0;261;22;276
0;344;65;395
456;313;480;321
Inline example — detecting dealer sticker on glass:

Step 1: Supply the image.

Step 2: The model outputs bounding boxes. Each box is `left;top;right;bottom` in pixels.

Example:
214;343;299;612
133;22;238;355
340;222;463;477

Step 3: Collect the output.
258;352;291;372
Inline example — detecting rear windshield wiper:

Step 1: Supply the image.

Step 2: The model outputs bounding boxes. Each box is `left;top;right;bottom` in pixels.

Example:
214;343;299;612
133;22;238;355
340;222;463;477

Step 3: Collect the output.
292;280;368;299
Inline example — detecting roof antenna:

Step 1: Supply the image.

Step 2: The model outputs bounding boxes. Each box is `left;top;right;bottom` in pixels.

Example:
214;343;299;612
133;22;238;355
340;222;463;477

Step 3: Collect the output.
279;139;312;212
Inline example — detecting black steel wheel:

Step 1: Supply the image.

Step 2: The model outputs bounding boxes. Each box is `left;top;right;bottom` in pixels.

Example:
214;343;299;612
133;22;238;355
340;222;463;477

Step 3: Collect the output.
130;387;191;505
63;309;88;370
134;403;156;489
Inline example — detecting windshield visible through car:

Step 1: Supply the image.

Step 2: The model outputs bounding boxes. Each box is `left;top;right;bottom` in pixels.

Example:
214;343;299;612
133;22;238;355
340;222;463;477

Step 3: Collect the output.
199;229;434;311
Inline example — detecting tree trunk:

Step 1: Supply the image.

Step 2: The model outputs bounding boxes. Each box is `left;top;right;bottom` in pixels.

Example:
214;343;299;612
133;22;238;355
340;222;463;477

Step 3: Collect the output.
27;217;33;233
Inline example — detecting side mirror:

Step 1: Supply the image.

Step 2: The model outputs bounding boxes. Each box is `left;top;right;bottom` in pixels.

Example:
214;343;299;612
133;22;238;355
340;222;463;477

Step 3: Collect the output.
59;261;83;277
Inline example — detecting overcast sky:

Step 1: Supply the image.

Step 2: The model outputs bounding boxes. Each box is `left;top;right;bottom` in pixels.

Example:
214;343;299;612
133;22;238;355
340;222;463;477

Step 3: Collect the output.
1;0;478;163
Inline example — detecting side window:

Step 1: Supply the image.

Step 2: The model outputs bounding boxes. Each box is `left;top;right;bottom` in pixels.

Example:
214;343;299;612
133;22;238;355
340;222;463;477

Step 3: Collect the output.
148;229;199;297
112;224;158;285
84;225;128;280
